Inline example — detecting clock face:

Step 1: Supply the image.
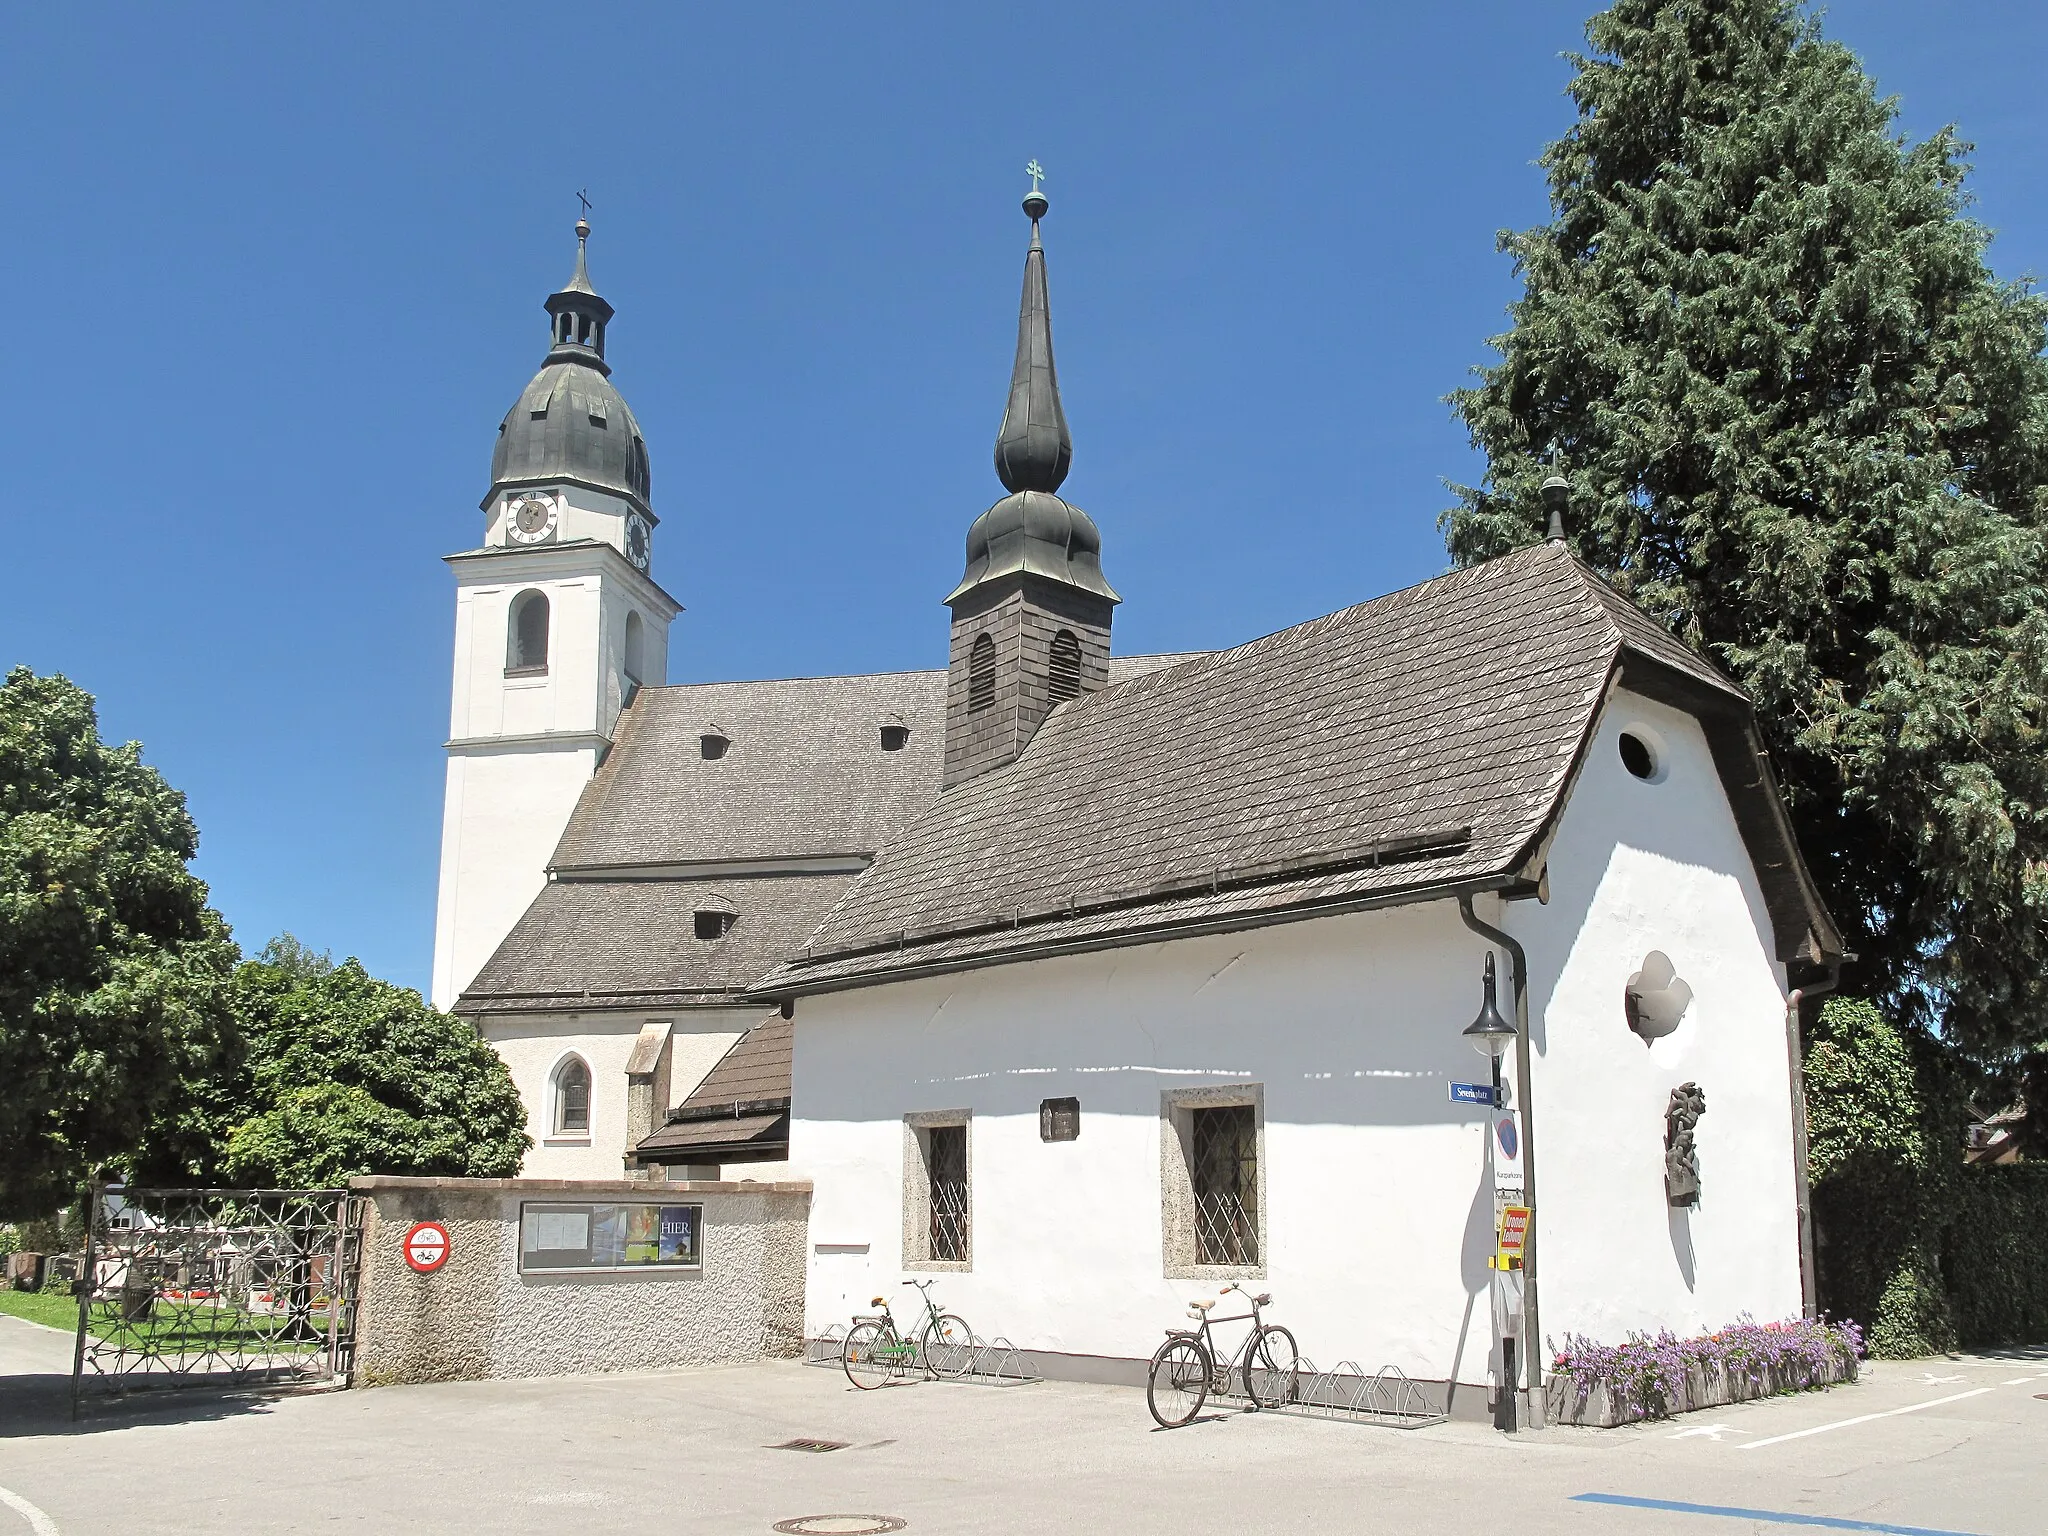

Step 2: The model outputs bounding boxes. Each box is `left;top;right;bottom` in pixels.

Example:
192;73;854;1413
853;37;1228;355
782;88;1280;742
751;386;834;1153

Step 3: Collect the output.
626;514;651;571
506;495;557;544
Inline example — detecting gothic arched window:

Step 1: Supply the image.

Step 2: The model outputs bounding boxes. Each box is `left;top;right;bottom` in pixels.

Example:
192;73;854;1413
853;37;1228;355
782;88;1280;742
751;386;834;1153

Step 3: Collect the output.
968;633;996;713
1048;629;1082;705
553;1056;591;1135
508;590;550;674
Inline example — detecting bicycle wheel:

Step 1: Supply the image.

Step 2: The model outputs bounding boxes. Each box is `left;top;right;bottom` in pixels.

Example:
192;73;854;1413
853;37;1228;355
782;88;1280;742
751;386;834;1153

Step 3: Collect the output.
1146;1336;1211;1428
843;1321;895;1390
922;1313;975;1379
1243;1324;1299;1409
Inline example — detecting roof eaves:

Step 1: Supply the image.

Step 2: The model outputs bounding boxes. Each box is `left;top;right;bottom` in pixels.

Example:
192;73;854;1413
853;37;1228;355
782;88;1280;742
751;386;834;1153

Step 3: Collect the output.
756;863;1524;1001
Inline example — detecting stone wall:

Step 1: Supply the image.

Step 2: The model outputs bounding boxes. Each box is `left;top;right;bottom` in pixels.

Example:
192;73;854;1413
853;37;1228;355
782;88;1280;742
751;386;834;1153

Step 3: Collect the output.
351;1176;810;1387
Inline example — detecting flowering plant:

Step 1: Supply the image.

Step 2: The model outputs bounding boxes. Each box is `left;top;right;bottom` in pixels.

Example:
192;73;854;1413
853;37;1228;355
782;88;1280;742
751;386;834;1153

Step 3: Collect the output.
1550;1315;1862;1423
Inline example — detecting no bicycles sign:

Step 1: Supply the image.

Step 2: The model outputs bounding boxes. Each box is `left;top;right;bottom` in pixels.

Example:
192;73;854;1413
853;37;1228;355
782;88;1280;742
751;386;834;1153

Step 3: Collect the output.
403;1220;452;1274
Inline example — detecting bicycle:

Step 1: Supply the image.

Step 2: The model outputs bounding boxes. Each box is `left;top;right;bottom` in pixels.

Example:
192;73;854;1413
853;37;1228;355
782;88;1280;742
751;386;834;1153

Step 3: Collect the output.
842;1280;975;1389
1145;1283;1299;1428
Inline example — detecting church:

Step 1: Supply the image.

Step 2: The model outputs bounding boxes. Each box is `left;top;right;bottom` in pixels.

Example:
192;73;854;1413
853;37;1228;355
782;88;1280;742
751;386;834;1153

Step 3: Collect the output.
431;183;1842;1409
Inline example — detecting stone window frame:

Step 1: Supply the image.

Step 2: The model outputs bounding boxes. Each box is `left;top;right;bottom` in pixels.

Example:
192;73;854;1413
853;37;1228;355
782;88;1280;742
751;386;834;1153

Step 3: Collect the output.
902;1109;973;1272
1160;1083;1267;1280
547;1052;593;1144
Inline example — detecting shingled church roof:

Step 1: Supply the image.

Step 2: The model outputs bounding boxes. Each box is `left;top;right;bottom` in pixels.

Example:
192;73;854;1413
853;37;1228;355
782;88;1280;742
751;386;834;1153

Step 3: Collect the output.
759;542;1840;996
457;656;1200;1015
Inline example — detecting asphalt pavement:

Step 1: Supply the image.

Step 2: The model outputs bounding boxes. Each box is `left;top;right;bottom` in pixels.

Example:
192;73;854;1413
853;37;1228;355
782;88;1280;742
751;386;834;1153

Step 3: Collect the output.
1;1312;2042;1535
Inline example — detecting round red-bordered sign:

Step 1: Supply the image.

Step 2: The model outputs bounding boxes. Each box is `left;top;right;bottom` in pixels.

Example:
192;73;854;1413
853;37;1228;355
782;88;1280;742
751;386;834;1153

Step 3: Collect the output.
402;1220;451;1274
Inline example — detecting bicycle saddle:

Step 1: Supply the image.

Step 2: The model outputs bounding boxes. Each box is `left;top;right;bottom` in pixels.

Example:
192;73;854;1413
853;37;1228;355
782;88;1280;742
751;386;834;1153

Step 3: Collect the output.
1189;1299;1216;1311
1253;1293;1272;1306
870;1297;886;1307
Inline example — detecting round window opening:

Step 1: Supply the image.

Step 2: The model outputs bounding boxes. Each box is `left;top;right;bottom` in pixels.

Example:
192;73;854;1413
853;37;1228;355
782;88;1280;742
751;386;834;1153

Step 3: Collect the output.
1619;731;1658;781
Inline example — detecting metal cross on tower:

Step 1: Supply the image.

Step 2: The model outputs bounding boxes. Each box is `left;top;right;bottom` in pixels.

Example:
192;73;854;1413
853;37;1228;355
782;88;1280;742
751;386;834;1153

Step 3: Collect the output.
577;188;593;219
1025;160;1045;194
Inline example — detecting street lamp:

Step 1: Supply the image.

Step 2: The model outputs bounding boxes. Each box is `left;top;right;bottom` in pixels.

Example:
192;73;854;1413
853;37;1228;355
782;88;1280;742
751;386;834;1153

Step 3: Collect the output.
1463;952;1518;1064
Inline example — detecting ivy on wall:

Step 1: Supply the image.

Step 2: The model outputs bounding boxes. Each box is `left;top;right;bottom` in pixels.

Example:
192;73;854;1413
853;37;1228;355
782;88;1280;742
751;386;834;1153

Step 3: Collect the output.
1805;997;2048;1355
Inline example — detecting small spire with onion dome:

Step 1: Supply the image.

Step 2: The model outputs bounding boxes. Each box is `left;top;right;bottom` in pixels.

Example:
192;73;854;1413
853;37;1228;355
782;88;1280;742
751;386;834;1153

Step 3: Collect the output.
993;161;1073;495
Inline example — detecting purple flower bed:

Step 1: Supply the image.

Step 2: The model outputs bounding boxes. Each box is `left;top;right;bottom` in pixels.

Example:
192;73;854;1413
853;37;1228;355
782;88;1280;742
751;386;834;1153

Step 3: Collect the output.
1550;1315;1863;1425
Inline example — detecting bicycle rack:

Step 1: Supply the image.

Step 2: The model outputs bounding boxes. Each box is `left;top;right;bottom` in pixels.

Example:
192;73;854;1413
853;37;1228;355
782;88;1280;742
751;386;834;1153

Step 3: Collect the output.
804;1324;849;1369
803;1325;1040;1387
1255;1359;1447;1430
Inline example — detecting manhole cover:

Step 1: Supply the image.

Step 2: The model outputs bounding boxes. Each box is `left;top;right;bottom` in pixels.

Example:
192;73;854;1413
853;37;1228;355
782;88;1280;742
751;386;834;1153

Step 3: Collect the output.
771;1519;907;1535
770;1439;850;1453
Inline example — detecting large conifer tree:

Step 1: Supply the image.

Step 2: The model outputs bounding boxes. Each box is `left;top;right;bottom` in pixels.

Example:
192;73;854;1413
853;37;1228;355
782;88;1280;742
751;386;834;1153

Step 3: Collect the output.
1448;0;2048;1055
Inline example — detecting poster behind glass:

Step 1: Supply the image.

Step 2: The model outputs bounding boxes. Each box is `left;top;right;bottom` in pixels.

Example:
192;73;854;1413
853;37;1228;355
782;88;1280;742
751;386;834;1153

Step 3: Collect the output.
520;1202;701;1271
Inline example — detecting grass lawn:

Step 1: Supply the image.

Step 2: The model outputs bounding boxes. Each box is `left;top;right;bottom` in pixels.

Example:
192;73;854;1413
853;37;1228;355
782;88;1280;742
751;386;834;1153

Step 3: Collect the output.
3;1288;333;1352
0;1288;79;1333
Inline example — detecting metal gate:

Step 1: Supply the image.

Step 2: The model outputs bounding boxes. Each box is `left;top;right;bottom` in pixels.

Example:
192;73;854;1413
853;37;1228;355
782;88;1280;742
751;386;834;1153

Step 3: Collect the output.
70;1185;365;1413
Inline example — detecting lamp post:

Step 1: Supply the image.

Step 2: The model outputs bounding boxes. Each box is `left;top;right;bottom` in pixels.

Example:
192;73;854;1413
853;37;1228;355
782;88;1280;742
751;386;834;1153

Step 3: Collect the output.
1463;953;1524;1431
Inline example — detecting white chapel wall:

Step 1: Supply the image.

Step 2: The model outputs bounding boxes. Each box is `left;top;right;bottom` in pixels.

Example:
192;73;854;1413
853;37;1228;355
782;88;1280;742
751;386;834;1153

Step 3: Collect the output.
1510;684;1804;1344
787;691;1804;1382
789;903;1507;1386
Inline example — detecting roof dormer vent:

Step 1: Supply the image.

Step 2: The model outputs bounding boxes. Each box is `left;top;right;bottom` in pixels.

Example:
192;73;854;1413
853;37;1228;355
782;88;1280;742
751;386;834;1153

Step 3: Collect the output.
879;715;910;752
700;725;730;761
693;893;738;941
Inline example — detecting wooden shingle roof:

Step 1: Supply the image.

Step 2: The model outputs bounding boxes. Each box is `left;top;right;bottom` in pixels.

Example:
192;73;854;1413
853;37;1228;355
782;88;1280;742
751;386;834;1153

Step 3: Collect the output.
761;543;1838;995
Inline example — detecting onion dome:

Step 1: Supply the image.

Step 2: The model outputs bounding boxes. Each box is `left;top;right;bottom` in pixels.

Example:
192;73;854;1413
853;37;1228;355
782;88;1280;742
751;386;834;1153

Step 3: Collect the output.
948;185;1118;607
484;217;654;518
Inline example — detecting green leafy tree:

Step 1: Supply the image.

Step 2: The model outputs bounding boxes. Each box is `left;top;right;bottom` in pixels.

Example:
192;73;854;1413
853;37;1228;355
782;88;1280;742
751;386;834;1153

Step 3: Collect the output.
173;953;530;1187
0;668;240;1218
1804;997;1965;1354
1447;0;2048;1055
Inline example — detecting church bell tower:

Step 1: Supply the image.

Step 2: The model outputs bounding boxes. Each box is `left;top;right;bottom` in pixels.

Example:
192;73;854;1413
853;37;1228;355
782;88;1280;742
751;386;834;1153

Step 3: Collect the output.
430;216;682;1010
942;176;1119;790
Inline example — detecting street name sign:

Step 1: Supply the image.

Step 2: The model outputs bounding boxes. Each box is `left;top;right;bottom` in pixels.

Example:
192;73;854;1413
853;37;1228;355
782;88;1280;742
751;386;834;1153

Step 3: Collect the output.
1449;1082;1499;1107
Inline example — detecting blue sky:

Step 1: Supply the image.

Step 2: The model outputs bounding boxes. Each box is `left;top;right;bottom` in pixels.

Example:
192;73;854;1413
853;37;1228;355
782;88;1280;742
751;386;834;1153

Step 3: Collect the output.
4;2;2045;995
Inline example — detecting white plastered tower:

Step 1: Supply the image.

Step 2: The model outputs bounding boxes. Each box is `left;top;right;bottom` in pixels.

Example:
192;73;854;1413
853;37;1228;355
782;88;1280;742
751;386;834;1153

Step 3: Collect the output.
431;219;681;1010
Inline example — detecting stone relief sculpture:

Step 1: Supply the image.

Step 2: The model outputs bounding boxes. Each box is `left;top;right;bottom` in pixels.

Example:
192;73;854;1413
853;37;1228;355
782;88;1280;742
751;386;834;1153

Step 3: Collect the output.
1626;950;1693;1042
1665;1082;1706;1206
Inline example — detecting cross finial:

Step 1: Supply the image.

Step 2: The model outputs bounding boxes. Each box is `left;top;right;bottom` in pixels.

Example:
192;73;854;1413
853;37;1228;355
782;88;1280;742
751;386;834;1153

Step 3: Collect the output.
1026;160;1045;195
577;188;593;219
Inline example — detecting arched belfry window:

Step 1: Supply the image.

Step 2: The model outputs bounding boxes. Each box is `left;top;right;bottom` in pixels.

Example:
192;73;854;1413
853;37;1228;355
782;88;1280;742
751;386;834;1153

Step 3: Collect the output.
552;1056;591;1135
623;611;646;687
1048;629;1082;705
508;590;550;674
629;436;650;498
968;632;996;713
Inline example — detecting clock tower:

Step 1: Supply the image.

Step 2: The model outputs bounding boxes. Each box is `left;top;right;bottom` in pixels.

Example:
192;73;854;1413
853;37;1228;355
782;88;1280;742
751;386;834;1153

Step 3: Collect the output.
430;217;681;1010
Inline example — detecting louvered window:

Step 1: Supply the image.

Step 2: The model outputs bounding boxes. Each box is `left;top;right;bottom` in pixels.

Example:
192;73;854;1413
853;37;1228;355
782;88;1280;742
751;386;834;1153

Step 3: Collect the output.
928;1124;970;1262
968;633;996;713
1048;629;1082;704
1191;1105;1258;1265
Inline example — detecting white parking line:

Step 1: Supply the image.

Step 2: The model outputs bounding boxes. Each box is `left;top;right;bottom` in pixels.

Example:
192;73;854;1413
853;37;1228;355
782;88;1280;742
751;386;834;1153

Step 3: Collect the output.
1737;1388;1994;1450
0;1485;59;1536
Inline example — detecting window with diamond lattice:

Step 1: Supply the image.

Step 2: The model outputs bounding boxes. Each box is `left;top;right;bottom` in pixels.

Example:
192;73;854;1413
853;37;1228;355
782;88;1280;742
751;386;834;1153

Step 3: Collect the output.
1191;1104;1258;1265
927;1124;970;1262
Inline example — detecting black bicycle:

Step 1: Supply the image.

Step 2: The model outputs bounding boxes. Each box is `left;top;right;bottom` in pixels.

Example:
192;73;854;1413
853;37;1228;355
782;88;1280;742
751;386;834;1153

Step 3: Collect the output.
843;1280;974;1389
1145;1283;1299;1428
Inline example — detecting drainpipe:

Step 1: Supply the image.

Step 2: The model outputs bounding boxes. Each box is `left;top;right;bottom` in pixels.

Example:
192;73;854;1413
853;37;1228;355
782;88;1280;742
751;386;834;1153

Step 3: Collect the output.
1458;893;1542;1429
1784;953;1844;1320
